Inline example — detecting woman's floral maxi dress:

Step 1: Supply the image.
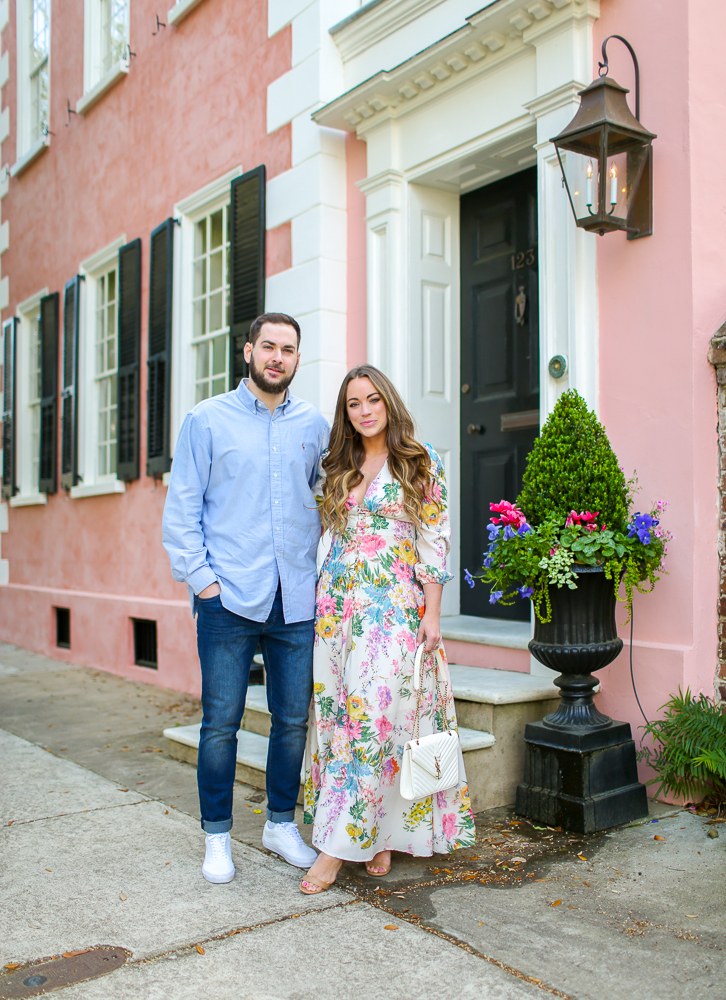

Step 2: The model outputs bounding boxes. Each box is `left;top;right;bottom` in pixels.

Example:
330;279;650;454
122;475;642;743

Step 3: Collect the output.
304;445;476;861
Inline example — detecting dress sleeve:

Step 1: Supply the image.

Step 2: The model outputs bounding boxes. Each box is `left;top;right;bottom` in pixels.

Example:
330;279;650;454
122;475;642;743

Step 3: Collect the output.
414;445;454;586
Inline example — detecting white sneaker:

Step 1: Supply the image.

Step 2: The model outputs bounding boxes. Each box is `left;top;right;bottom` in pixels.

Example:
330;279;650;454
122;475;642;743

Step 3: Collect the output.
262;820;318;869
202;832;235;884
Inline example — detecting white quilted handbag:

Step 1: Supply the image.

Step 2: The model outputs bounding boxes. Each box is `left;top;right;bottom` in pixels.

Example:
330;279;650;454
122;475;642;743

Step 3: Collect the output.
400;644;460;802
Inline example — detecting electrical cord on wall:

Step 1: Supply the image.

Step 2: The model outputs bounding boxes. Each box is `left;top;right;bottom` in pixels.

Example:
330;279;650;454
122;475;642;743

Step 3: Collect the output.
629;602;650;726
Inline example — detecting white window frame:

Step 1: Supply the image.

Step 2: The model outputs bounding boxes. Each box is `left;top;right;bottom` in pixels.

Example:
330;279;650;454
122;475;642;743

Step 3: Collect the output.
10;287;49;506
78;0;129;114
72;236;127;498
12;0;51;175
170;166;242;456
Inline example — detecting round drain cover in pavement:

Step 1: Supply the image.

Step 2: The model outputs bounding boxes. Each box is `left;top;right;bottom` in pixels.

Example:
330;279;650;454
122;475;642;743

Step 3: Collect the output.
0;947;130;998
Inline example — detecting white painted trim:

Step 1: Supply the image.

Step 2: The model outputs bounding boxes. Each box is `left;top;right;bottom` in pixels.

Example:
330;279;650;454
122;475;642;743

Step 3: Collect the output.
162;471;171;487
168;0;206;26
76;59;129;116
80;235;126;276
9;492;47;506
10;136;49;178
331;0;451;60
70;479;126;499
17;286;49;316
175;166;242;217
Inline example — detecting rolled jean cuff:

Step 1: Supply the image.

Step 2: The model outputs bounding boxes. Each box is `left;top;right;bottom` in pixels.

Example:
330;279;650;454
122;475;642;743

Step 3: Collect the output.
201;818;233;834
266;807;296;823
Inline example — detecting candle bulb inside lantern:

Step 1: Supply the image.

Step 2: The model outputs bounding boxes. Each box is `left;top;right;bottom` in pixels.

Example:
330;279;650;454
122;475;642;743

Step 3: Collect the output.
609;163;618;207
585;159;594;207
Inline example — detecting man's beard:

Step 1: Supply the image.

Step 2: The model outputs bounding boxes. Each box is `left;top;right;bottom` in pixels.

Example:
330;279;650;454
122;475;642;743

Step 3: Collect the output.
248;354;296;396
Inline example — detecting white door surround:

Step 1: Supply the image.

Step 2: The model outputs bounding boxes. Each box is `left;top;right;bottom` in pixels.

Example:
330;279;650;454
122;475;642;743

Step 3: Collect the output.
315;0;601;614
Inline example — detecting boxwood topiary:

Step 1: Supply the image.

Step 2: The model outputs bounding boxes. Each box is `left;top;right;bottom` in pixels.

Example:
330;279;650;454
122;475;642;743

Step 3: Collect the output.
517;389;628;529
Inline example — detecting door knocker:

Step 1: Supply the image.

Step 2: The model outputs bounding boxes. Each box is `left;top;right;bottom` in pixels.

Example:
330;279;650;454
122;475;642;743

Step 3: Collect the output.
515;285;527;326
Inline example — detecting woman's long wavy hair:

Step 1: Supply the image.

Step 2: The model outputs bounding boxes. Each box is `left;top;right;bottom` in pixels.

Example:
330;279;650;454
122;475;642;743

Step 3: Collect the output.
320;365;434;534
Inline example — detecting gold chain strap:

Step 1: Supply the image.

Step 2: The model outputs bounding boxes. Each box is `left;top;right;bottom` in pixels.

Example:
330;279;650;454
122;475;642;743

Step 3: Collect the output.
411;649;451;744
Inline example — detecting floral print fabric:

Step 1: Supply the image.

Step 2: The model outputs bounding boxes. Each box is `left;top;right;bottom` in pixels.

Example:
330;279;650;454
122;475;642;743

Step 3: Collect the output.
304;445;476;861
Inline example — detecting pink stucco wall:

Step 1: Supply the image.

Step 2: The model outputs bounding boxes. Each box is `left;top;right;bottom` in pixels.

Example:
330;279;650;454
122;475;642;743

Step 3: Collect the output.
592;1;725;771
0;0;292;692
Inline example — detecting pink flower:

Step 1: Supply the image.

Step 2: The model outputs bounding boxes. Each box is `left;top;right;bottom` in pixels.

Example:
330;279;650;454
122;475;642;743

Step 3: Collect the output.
345;494;356;510
359;534;386;557
377;685;392;710
344;717;362;740
396;629;416;653
436;791;447;810
442;813;457;839
342;597;354;623
316;595;336;617
391;557;412;583
490;500;527;530
375;716;393;739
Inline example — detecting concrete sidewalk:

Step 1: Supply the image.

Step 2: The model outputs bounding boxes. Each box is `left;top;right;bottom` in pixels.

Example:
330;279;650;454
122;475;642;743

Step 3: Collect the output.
1;642;724;999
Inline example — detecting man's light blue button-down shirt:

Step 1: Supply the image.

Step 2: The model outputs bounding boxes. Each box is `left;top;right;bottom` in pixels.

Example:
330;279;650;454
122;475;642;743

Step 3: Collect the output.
162;380;329;624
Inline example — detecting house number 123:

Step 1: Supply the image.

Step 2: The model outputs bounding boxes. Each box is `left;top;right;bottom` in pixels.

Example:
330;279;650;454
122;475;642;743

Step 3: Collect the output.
511;248;536;269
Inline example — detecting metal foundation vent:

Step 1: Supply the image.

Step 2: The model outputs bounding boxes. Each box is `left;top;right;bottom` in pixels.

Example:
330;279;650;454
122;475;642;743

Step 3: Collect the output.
0;947;129;998
132;618;158;669
54;607;70;649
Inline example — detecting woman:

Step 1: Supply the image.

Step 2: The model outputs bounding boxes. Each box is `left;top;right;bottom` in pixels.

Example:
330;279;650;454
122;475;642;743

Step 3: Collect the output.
300;365;475;895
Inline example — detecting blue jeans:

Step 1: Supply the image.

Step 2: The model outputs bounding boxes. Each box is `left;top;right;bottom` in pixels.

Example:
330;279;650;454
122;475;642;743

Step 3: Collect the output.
195;585;314;833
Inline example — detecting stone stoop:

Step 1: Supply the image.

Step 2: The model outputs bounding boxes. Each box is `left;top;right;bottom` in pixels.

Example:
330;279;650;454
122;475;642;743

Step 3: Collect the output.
165;667;560;813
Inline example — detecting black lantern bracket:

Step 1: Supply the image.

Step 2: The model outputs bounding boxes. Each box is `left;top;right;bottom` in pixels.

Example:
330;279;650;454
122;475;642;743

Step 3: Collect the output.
551;35;655;241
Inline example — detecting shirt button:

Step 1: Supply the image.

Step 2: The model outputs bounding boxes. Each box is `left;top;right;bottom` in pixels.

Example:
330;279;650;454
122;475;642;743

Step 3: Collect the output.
276;527;280;531
275;500;278;504
274;473;277;478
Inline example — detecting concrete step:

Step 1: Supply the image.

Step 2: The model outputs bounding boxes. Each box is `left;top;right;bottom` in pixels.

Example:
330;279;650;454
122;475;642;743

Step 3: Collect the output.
164;714;496;810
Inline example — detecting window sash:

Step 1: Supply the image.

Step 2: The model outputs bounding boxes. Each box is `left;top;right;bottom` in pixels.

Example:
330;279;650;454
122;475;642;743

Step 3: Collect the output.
191;206;230;403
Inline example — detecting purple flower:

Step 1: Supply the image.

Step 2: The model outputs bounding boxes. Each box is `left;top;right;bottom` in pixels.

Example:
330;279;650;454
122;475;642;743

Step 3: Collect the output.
487;523;502;541
503;525;516;540
518;523;532;536
518;586;534;599
464;568;475;589
627;512;655;545
489;591;503;604
483;555;493;568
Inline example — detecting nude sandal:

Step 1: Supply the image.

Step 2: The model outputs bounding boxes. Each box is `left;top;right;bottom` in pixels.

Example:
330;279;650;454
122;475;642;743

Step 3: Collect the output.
299;874;335;895
365;858;392;877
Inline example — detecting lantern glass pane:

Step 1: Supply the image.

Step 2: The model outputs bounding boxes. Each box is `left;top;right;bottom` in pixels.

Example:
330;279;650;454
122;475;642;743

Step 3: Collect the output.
561;150;601;222
604;152;628;222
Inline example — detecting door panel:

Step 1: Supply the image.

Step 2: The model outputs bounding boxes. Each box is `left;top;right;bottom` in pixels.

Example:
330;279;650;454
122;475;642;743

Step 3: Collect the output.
460;168;539;621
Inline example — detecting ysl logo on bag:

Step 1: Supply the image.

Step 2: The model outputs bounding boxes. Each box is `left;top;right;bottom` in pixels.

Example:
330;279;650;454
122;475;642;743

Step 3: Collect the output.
434;755;442;779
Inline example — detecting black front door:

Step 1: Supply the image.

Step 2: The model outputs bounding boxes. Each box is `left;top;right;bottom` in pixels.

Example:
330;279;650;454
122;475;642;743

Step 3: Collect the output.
460;168;539;622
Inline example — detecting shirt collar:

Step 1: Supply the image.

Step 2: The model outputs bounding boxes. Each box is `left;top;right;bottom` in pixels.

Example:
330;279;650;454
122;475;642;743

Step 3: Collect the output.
238;378;294;414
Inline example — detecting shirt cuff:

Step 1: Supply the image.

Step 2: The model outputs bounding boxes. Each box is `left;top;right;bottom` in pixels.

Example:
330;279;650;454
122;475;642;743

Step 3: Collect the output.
415;563;454;586
187;566;218;595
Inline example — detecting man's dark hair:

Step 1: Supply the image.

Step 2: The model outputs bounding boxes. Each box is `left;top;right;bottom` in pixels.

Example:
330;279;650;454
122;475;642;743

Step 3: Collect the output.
248;313;301;348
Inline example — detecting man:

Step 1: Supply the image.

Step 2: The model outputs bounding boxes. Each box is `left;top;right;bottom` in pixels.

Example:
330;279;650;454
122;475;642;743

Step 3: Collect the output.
163;313;329;881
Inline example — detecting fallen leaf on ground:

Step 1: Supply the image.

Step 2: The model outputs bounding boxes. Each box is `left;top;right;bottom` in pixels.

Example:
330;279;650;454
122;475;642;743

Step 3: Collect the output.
63;950;89;958
551;900;562;907
119;892;127;900
511;857;526;863
165;810;169;814
568;906;578;909
654;835;666;841
478;921;483;926
7;821;13;826
4;964;19;970
535;878;551;882
577;854;587;861
582;882;590;887
685;915;698;919
253;809;262;814
45;869;52;872
195;945;205;954
384;925;398;930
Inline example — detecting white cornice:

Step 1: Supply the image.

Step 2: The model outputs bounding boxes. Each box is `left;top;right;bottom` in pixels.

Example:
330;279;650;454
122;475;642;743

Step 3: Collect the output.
81;236;127;276
315;0;595;134
175;166;243;218
331;0;452;62
523;80;587;119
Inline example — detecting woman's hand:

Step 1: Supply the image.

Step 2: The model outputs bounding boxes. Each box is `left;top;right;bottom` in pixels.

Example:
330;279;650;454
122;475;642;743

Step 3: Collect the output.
417;582;443;653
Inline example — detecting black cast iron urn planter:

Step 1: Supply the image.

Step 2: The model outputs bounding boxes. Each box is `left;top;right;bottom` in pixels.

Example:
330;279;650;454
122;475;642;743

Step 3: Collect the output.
516;566;648;833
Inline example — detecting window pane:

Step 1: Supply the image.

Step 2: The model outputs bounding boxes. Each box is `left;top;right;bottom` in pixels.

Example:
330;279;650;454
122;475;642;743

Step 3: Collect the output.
194;300;206;339
210;210;223;250
195;340;209;383
209;250;223;292
194;219;207;258
208;292;222;334
193;259;206;298
212;376;226;397
212;334;226;376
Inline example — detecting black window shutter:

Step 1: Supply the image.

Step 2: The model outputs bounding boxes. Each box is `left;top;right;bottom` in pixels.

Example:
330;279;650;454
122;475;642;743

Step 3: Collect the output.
60;276;82;490
228;165;266;389
117;238;142;482
1;317;18;500
39;292;59;495
146;219;173;477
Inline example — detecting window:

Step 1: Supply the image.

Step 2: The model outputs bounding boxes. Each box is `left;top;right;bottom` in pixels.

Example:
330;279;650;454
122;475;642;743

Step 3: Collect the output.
82;0;129;96
101;0;128;76
133;618;158;669
95;267;118;477
27;312;41;489
192;206;229;404
55;607;70;648
10;293;47;503
29;0;50;144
